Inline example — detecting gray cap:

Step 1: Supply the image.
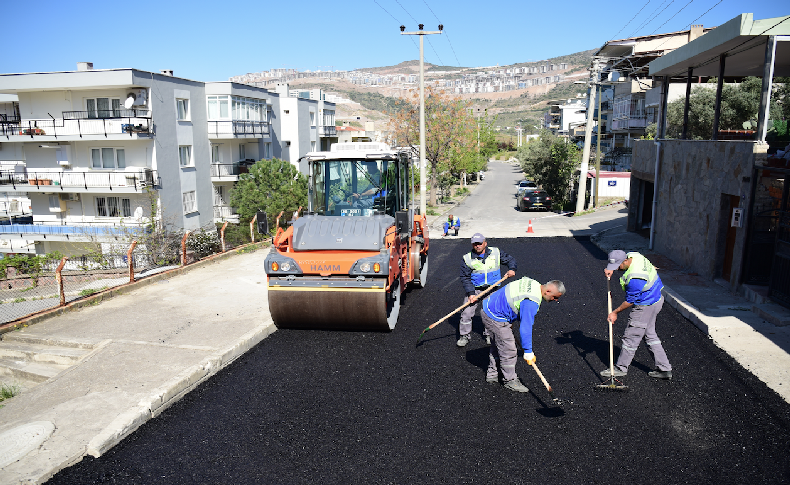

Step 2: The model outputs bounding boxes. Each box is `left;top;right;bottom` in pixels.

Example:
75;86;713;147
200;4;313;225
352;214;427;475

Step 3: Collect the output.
606;250;628;271
471;233;486;244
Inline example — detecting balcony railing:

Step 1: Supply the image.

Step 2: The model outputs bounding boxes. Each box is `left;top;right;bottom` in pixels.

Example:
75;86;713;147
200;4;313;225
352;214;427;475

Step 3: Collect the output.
213;205;238;219
0;223;144;237
0;169;157;190
2;117;152;138
0;114;21;124
318;125;337;136
62;109;150;120
207;120;269;137
210;164;241;178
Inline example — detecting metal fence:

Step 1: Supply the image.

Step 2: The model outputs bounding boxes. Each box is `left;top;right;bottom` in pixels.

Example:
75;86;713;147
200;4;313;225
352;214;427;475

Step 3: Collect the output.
0;221;261;324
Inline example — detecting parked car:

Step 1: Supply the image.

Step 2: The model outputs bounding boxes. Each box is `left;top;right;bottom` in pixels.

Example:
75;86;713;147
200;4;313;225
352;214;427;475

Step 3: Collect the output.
516;188;552;211
514;179;537;195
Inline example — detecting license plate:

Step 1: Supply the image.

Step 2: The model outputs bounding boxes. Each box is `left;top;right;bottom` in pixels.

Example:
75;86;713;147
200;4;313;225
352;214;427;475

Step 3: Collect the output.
533;203;542;206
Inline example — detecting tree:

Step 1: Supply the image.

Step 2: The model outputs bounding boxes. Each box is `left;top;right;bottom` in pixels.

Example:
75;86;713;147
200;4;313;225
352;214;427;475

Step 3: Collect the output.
516;130;579;209
666;77;783;139
388;87;478;205
230;158;308;232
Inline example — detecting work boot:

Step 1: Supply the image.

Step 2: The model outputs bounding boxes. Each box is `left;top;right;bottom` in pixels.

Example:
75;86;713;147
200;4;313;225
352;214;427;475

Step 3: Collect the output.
648;370;673;380
600;368;627;377
456;335;471;347
503;378;529;393
486;375;498;384
485;335;491;345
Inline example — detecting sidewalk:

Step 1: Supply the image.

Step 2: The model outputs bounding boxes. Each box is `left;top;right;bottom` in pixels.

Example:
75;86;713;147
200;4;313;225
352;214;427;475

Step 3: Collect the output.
0;248;275;484
592;225;790;403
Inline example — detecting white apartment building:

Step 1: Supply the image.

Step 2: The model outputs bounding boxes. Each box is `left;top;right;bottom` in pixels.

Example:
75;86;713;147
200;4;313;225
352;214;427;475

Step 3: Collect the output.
0;63;333;255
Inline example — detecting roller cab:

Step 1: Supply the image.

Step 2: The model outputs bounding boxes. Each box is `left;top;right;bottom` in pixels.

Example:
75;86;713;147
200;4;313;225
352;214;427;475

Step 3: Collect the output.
265;142;429;331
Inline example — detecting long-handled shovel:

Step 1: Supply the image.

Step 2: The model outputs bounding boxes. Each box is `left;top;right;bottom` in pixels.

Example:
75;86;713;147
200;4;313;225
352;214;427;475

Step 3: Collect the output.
595;276;629;392
530;361;563;405
416;275;509;345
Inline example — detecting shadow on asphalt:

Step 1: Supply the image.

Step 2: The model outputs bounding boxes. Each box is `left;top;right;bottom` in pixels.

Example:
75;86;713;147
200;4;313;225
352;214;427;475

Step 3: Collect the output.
555;329;652;378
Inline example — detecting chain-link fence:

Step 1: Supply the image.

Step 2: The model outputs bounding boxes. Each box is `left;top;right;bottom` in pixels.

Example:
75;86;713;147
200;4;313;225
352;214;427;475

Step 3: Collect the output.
0;222;263;324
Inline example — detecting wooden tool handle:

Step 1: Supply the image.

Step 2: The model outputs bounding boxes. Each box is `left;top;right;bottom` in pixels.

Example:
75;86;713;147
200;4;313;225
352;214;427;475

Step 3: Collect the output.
531;362;552;393
425;275;510;331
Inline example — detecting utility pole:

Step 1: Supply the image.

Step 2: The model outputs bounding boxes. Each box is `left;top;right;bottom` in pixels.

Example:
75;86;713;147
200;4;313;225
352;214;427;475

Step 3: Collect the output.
575;60;600;214
516;126;523;147
594;83;602;208
401;24;443;216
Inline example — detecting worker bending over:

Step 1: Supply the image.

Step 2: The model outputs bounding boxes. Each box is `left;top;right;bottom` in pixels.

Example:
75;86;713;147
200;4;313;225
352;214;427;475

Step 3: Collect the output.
481;277;565;392
458;233;517;347
602;250;672;380
443;215;460;237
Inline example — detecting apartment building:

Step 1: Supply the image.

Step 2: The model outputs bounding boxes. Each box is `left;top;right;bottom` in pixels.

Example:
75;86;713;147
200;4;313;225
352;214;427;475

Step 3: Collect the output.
0;64;332;255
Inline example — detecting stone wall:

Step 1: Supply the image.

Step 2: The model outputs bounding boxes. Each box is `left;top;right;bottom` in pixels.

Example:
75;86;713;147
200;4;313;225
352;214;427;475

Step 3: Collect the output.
630;140;764;286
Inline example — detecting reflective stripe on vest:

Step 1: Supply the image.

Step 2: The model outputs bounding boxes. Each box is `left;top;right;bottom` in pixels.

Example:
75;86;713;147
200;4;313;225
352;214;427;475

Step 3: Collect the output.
620;252;659;292
505;277;543;314
463;247;501;287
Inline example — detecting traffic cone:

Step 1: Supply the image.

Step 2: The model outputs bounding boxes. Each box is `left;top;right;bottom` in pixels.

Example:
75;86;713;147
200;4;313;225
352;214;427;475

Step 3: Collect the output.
527;219;534;234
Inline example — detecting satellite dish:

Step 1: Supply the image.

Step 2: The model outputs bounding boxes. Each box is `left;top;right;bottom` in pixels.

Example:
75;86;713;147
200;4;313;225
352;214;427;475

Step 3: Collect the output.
124;94;135;109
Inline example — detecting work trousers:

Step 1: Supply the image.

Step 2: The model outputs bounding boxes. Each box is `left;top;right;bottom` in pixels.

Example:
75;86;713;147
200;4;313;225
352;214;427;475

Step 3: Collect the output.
481;311;518;382
459;289;490;337
443;222;459;235
615;296;672;372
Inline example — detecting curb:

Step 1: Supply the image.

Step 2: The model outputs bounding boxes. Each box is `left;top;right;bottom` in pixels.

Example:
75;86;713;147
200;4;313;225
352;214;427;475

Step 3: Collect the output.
0;242;269;336
86;319;277;457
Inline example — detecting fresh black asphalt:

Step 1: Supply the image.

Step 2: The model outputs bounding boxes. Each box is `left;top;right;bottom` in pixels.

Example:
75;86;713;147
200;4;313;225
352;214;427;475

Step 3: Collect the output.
49;238;790;484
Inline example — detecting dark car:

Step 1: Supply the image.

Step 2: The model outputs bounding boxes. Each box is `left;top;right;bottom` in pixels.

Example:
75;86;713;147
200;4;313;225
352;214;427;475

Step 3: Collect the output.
514;179;537;196
516;189;552;211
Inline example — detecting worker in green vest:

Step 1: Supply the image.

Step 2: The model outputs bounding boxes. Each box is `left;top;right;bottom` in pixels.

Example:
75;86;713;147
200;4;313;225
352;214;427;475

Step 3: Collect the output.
602;250;672;380
458;233;517;347
480;277;565;392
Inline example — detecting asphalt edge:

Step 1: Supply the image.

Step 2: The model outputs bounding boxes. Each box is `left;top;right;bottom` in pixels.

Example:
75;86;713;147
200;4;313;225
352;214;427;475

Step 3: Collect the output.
84;319;277;459
0;242;270;336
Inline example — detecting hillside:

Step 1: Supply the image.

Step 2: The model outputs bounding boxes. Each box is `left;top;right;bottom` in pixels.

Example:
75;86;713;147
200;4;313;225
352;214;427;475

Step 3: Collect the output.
286;48;596;134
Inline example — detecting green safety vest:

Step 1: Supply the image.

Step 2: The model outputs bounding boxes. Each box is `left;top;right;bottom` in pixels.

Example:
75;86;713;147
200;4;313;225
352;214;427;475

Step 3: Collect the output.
620;252;659;292
505;277;543;315
463;247;501;287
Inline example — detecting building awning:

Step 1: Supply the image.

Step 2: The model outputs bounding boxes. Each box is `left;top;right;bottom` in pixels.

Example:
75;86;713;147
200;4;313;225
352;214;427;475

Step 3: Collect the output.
649;13;790;77
587;171;632;178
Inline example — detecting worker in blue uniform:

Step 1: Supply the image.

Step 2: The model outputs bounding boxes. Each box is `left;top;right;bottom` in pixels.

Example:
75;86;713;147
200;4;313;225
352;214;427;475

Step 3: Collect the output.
481;277;565;392
602;249;672;380
458;232;516;347
443;214;460;236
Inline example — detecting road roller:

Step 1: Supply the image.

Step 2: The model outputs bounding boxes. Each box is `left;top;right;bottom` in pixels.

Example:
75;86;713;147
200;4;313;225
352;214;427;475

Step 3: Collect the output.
264;142;429;331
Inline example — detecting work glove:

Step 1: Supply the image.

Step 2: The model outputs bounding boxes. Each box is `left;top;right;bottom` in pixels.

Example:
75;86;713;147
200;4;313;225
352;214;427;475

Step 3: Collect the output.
523;352;536;365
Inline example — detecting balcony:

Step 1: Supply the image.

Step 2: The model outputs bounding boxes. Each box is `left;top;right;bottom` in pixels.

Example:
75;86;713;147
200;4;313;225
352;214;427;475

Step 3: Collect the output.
0;169;157;193
213;205;239;222
210;163;245;182
207;120;268;138
0;222;146;242
1;110;152;140
611;115;647;131
318;125;337;137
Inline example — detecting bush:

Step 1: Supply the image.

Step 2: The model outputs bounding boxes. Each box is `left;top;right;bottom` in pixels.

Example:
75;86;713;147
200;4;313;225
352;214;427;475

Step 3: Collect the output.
0;251;64;286
187;227;221;259
217;223;256;249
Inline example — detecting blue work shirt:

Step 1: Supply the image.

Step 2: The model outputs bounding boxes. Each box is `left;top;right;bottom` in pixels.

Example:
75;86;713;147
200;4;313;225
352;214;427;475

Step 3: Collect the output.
625;274;664;306
482;286;540;353
459;247;517;296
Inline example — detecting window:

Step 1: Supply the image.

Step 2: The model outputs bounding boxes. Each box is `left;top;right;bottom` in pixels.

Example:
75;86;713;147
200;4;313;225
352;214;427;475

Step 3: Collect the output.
239;144;246;160
310;111;316;127
208;95;265;121
311;141;316;151
179;146;192;167
207;95;230;119
96;197;132;217
177;99;189;120
182;191;197;214
91;148;125;169
86;98;121;118
211;145;220;164
214;185;225;206
264;142;271;159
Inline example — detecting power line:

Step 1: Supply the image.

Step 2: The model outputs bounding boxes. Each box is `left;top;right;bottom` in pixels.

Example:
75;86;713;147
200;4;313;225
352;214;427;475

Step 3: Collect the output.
629;0;674;37
648;0;725;53
393;0;419;24
610;0;652;40
422;0;462;67
372;0;418;49
649;0;696;35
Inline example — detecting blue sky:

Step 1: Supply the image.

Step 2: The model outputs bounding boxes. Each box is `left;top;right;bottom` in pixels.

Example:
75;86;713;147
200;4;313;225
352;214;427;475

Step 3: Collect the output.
1;0;786;82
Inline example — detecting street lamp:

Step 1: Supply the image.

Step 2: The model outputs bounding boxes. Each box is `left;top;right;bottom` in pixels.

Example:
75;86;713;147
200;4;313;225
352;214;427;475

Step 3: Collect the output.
401;24;443;216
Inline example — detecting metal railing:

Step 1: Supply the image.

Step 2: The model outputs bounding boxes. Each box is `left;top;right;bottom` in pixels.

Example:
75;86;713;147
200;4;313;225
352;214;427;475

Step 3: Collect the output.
207;120;269;137
0;169;156;190
0;114;21;124
213;205;238;219
62;109;151;120
1;117;153;138
318;125;337;136
0;223;144;236
210;164;241;178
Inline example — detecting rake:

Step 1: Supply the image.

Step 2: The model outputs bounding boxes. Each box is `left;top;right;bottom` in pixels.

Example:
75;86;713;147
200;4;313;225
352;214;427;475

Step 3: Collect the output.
595;276;629;392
